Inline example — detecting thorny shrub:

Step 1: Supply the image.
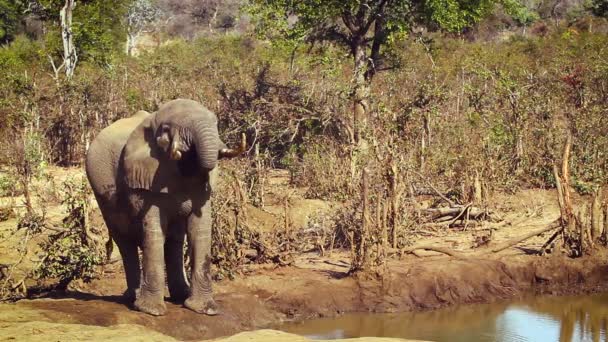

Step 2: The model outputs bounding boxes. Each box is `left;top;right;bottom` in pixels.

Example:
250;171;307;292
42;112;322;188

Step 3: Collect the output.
211;162;337;278
2;31;606;191
1;26;607;277
35;178;105;290
0;178;105;301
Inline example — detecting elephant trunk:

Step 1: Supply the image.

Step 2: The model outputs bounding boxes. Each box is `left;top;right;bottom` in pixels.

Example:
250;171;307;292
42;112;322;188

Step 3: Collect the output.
218;133;247;159
193;119;220;172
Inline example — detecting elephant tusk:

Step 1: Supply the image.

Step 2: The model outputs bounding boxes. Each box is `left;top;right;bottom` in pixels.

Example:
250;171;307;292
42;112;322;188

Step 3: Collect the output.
170;149;182;160
219;133;247;159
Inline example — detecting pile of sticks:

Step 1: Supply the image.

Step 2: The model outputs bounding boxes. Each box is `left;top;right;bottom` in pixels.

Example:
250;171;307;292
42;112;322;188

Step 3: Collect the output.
411;171;493;228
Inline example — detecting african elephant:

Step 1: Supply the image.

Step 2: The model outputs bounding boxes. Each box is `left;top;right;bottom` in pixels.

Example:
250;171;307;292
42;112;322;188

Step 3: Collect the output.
85;99;244;316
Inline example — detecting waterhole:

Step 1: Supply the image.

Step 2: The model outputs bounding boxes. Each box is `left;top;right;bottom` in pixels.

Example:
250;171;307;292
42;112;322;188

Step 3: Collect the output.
280;293;608;342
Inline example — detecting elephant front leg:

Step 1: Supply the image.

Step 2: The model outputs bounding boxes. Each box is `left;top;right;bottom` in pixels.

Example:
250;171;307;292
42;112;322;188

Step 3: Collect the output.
134;206;168;316
184;204;218;315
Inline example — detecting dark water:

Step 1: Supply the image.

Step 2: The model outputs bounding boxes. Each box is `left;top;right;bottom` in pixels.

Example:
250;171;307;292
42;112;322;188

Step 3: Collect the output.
280;294;608;342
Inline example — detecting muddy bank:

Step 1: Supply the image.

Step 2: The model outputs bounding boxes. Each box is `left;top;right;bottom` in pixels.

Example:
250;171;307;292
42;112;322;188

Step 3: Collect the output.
3;251;607;341
247;252;608;319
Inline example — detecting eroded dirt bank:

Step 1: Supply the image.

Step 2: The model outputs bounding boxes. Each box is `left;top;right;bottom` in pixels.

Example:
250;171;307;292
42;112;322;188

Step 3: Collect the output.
2;251;608;341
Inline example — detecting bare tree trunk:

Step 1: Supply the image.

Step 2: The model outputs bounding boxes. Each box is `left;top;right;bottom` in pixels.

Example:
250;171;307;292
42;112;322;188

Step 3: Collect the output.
515;131;524;172
423;112;431;147
553;133;582;256
390;162;399;248
418;111;431;172
603;204;608;243
591;187;602;240
361;168;370;267
209;5;218;33
126;31;135;56
352;44;369;143
351;168;370;272
60;0;77;79
473;170;483;204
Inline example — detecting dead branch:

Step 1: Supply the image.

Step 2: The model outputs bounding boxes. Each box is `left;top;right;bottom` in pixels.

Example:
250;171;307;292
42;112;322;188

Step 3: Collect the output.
539;229;562;255
397;245;468;260
486;220;561;254
423;206;487;220
393;219;562;261
411;170;455;207
448;203;472;226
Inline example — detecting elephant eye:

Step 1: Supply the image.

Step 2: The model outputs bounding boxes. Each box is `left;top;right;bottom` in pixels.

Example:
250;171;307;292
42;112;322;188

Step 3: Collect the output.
159;124;171;135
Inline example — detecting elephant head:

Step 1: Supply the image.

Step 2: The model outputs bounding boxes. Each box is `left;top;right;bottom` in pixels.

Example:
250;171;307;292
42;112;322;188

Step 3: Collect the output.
122;99;245;191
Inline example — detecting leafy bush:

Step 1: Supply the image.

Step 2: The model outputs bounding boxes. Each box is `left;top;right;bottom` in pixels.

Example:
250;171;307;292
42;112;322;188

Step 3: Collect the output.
34;178;105;290
0;173;16;197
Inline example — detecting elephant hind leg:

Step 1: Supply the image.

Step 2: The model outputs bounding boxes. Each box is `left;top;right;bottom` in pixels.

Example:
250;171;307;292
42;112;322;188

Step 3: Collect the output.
95;198;140;302
114;234;141;302
165;222;190;302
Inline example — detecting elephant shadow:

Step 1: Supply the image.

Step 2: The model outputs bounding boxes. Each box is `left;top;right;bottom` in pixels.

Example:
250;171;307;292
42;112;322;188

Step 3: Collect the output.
35;289;190;307
320;269;350;279
33;289;127;304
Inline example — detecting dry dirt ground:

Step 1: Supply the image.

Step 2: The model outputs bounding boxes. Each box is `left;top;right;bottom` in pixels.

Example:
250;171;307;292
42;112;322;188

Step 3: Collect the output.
1;167;608;341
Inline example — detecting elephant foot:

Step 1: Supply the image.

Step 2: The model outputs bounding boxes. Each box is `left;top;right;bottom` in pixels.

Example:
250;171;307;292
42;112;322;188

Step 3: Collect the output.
184;296;219;316
134;294;167;316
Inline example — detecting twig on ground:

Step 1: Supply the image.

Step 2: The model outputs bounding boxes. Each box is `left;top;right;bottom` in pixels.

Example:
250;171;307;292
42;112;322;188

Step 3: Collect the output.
394;220;562;260
410;170;455;207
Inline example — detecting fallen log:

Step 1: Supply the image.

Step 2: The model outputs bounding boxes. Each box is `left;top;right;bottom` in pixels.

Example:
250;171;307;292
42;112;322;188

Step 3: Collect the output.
485;220;561;254
394;220;562;260
423;206;487;220
390;245;469;260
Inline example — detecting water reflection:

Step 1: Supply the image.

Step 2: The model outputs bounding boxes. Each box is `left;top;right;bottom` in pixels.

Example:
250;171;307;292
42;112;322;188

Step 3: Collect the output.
280;293;608;342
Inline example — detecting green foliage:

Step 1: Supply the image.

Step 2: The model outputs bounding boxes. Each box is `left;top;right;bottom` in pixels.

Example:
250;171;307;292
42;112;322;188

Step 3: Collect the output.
572;179;596;195
38;0;130;66
588;0;608;17
0;36;43;100
73;1;129;65
499;0;539;25
249;0;534;46
425;0;495;31
0;0;25;44
248;0;410;52
0;174;15;197
1;24;607;200
21;130;46;178
0;35;42;68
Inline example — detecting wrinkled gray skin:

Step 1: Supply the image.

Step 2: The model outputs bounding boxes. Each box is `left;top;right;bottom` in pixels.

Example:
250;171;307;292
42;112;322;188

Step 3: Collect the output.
86;99;235;316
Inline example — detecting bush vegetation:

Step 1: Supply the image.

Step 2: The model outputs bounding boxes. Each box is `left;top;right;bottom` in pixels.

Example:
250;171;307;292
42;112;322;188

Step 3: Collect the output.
0;0;607;290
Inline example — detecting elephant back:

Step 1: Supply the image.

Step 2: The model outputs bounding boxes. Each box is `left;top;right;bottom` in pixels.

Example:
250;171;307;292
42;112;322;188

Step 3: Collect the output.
86;111;151;203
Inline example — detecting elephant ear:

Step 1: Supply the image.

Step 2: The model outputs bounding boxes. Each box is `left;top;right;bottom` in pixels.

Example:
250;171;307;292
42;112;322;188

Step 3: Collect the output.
122;113;176;192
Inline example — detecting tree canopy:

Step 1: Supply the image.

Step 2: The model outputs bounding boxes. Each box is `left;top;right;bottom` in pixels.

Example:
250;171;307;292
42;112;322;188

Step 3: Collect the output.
250;0;535;72
35;0;131;65
0;0;26;44
589;0;608;17
249;0;535;141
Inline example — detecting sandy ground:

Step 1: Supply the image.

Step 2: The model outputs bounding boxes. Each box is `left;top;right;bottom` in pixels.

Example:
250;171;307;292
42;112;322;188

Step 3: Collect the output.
1;167;607;341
